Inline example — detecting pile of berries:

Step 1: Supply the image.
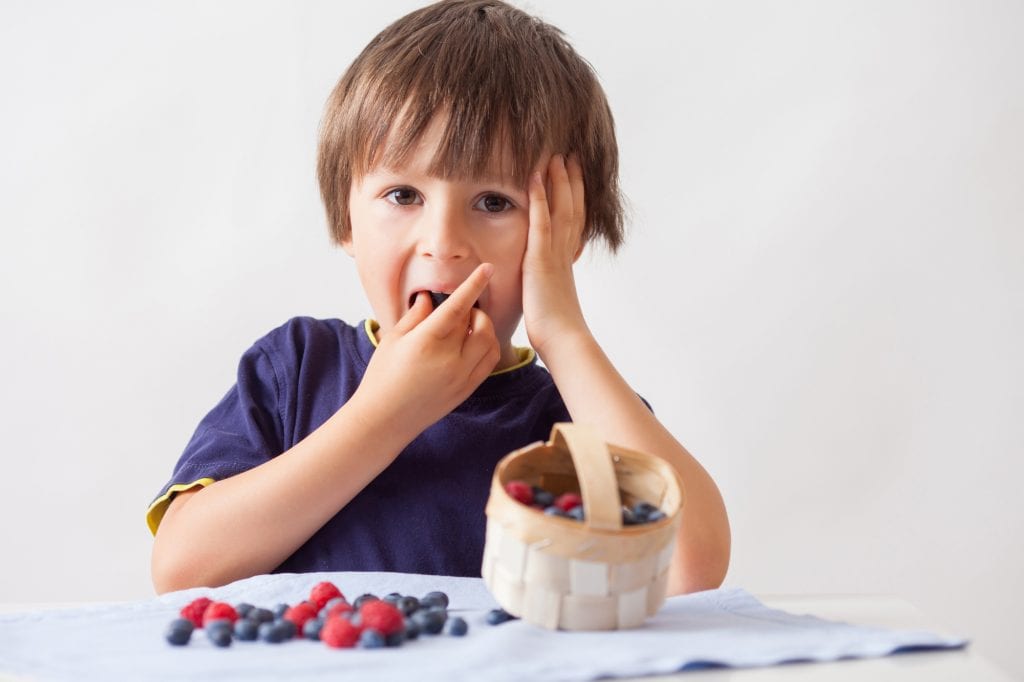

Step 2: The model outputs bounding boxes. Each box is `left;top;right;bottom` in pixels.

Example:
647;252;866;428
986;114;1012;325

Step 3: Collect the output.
504;481;668;525
166;582;473;649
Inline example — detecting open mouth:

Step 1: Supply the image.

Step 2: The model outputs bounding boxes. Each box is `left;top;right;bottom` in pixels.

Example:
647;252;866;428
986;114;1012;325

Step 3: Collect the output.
409;291;482;310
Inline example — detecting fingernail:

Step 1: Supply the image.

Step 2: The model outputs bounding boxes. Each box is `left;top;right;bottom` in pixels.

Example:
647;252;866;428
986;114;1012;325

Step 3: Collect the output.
480;263;494;278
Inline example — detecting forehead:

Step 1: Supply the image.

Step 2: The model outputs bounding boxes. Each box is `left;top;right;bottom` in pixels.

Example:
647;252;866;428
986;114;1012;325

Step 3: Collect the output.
365;107;528;187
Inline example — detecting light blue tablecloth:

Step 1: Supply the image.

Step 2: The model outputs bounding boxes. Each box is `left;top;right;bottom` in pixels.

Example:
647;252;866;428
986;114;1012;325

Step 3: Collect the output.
0;571;967;681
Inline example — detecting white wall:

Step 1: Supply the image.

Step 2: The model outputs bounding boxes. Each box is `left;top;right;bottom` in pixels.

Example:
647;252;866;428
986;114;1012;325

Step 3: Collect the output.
1;0;1020;676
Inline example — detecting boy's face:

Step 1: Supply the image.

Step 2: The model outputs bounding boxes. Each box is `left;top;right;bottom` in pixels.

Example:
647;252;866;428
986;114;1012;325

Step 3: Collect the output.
344;116;532;369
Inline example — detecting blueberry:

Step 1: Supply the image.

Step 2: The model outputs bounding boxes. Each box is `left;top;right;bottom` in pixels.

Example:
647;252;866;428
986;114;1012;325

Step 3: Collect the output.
206;621;232;647
444;616;468;636
383;592;403;604
207;618;232;634
486;608;516;625
397;596;420;616
259;621;290;644
359;628;386;649
633;502;658;519
544;506;570;518
165;618;194;646
622;506;640;526
567;505;585;521
428;292;450;309
303;617;324;641
411;608;446;635
258;622;277;643
273;603;290;619
403;618;421;640
420;591;449;609
233;618;259;641
646;509;667;523
277;619;297;639
249;607;274;624
353;593;379;610
385;630;406;647
532;487;555;508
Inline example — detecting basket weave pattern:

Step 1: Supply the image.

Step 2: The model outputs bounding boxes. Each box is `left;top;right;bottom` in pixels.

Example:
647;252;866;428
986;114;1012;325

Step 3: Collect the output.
482;423;684;630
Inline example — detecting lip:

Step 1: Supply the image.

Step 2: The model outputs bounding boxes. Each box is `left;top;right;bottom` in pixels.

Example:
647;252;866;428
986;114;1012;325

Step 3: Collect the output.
406;283;485;311
407;290;483;310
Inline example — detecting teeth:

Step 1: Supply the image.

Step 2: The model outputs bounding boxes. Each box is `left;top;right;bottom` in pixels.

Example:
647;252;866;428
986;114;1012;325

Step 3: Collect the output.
410;291;482;310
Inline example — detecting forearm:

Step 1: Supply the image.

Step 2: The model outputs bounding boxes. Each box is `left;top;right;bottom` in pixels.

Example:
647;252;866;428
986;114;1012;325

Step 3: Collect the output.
537;328;731;594
151;393;417;593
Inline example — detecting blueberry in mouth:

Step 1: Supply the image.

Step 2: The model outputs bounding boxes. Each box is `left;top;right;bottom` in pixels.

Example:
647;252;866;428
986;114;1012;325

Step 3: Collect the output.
409;291;481;310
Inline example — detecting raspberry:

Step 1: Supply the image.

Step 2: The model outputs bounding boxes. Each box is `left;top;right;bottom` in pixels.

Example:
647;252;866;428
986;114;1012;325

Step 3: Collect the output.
505;480;533;505
554;492;583;512
309;581;344;610
321;616;361;648
283;602;318;636
180;597;212;628
202;602;239;627
325;601;354;619
359;600;404;636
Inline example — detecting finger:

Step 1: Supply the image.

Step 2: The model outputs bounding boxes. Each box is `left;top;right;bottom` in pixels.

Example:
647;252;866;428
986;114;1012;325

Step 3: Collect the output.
547;154;573;230
468;340;501;387
392;291;432;335
566;153;587;257
527;169;552;254
462;306;496;352
464;312;501;379
426;263;494;338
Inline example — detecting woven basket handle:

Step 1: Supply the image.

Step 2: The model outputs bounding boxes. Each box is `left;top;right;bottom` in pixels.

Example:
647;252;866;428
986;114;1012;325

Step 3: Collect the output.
550;423;623;531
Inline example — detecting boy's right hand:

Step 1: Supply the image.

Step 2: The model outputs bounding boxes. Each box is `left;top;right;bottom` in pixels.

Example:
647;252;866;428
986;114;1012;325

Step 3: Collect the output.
352;263;501;439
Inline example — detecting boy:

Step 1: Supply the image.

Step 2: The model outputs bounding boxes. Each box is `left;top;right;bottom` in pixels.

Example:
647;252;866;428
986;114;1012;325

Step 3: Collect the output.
149;0;730;595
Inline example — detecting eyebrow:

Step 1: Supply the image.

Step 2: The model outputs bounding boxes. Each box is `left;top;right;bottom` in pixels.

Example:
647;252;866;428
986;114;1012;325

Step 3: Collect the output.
368;166;527;193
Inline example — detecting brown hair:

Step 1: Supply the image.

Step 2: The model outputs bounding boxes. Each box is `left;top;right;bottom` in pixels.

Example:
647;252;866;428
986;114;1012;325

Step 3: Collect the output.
317;0;624;251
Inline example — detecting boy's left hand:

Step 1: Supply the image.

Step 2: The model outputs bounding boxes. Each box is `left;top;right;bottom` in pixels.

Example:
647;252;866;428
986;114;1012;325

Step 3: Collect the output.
522;153;589;356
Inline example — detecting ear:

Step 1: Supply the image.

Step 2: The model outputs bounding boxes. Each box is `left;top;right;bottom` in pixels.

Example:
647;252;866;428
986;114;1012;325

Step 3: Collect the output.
340;222;355;257
572;238;585;263
340;236;355;257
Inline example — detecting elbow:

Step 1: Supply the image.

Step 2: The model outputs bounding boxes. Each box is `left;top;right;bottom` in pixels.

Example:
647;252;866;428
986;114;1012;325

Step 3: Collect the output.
666;527;732;596
151;550;190;595
151;535;209;595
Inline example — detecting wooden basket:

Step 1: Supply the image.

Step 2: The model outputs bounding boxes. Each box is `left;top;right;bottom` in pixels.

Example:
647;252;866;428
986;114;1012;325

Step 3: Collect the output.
482;423;684;630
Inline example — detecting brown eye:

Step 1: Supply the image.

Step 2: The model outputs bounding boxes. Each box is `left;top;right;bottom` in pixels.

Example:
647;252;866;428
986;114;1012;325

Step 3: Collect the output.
478;194;511;213
387;188;420;206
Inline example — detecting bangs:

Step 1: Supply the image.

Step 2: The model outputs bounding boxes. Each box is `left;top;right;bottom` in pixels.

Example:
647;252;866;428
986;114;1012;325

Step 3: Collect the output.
344;2;586;185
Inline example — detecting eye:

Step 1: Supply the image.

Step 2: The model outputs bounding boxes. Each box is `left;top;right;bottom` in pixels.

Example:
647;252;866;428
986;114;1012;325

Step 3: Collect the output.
476;194;513;213
384;187;421;206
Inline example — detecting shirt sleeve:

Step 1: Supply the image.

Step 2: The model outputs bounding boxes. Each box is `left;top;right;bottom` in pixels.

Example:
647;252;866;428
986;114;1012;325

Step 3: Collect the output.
146;341;285;535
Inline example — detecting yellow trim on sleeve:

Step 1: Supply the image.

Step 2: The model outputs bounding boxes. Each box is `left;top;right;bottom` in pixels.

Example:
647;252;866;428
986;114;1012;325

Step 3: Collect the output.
146;478;216;536
364;319;381;348
362;319;534;376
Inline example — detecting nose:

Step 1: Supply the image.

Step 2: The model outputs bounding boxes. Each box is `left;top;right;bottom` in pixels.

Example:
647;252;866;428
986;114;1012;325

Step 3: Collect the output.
416;199;470;262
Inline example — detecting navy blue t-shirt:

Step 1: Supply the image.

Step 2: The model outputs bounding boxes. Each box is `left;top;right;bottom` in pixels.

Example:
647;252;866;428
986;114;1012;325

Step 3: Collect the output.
148;317;571;577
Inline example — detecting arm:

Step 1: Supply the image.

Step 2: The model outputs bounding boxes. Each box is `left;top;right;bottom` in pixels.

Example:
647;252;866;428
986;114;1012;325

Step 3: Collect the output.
151;266;500;593
522;155;731;594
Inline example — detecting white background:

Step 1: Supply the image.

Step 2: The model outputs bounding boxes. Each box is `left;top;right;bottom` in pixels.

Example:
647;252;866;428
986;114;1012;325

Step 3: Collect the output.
1;0;1021;677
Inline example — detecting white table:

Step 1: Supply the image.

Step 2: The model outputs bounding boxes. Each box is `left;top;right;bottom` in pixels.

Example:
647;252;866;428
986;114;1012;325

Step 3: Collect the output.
646;594;1011;681
0;594;1011;681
